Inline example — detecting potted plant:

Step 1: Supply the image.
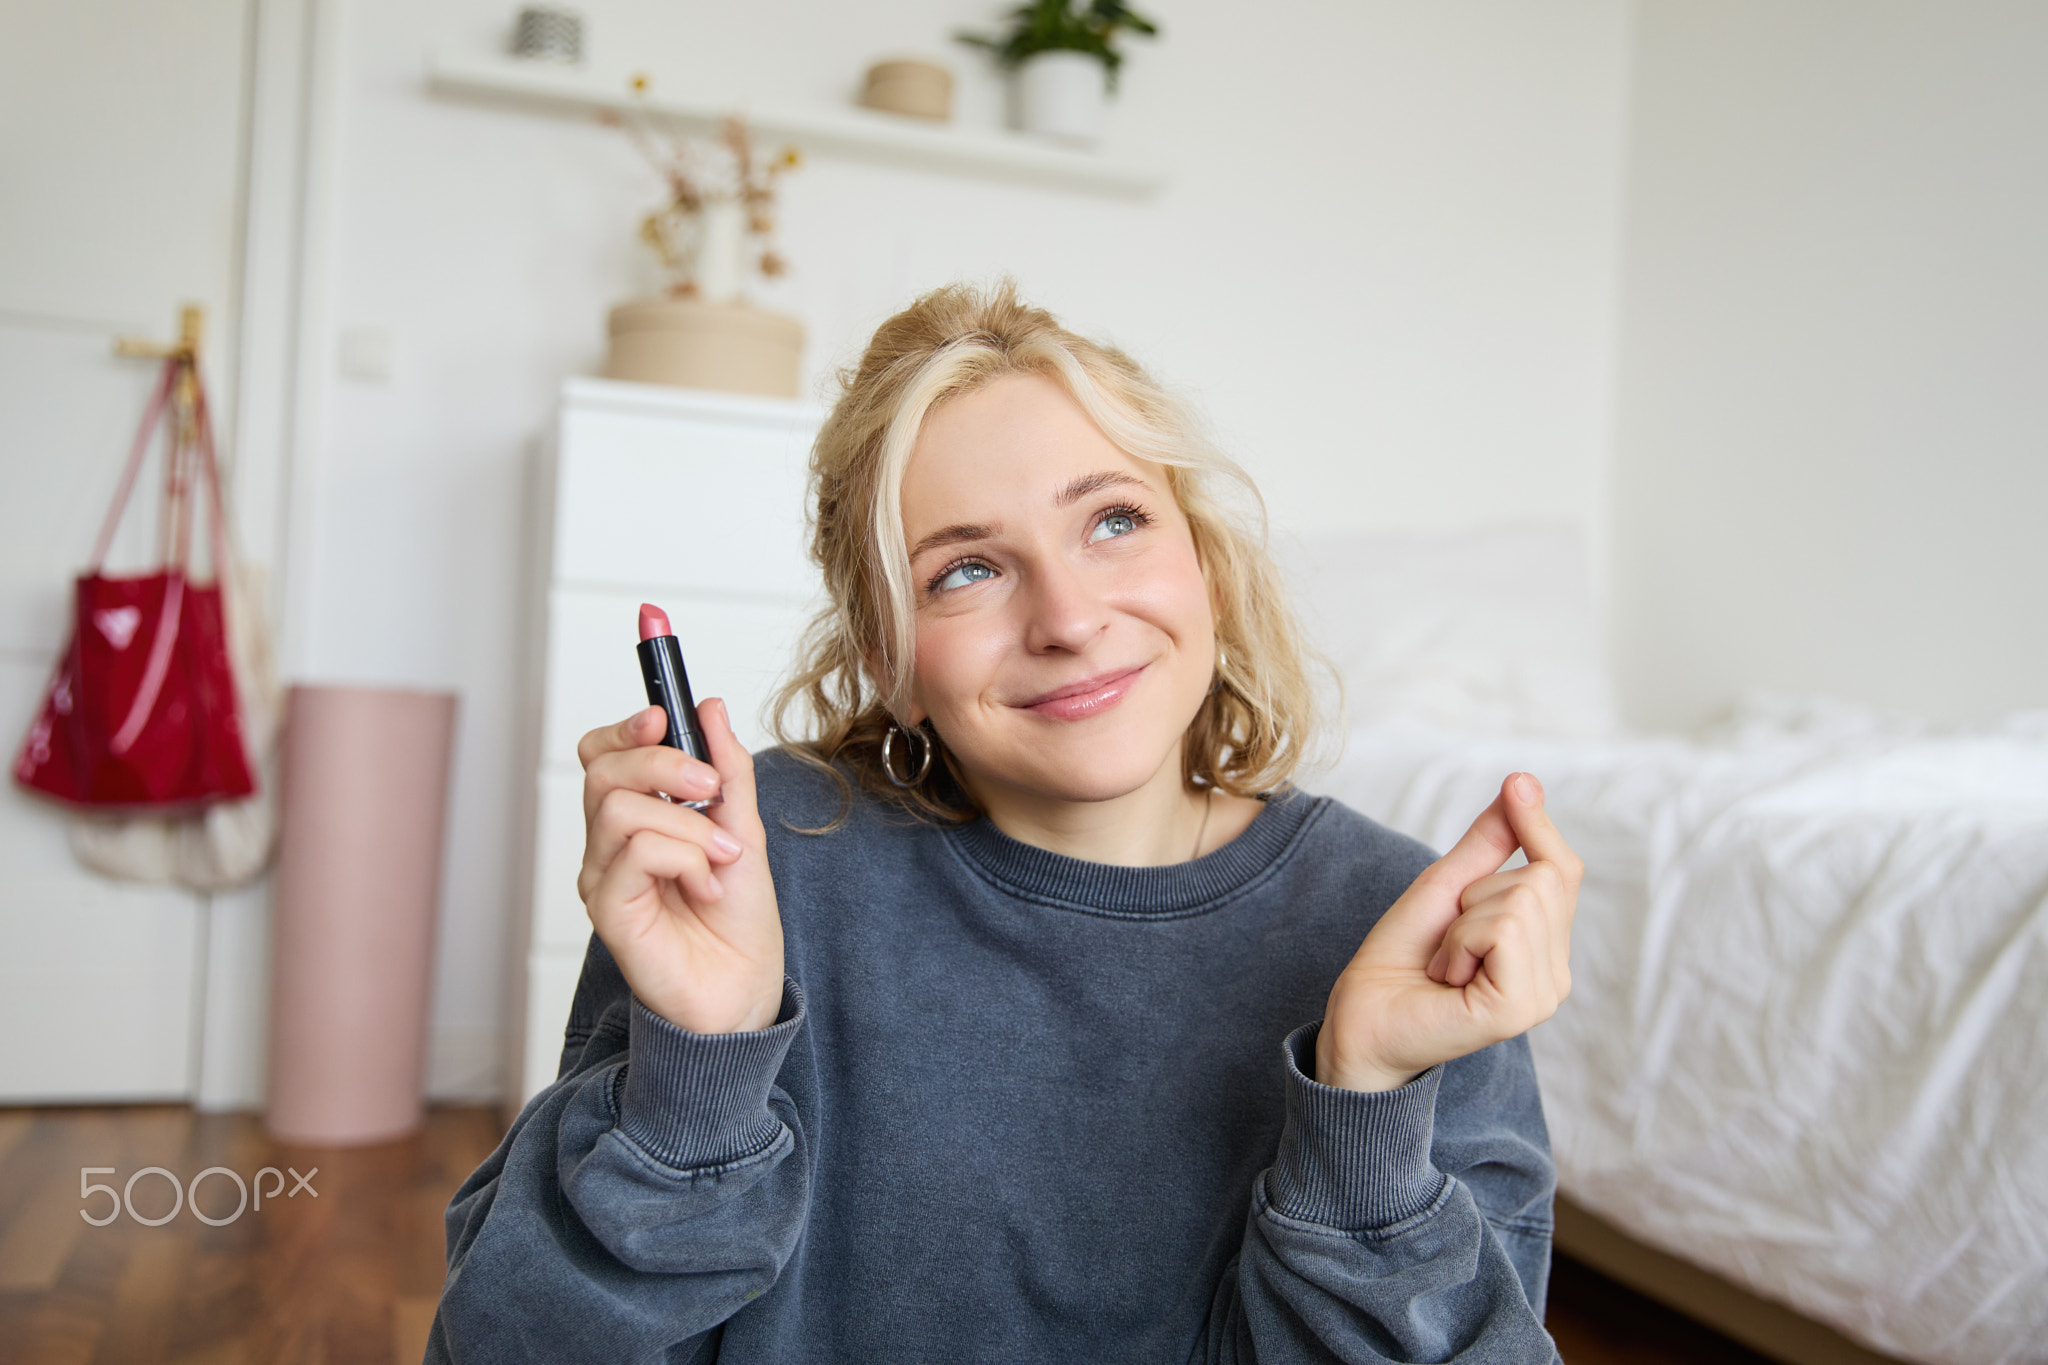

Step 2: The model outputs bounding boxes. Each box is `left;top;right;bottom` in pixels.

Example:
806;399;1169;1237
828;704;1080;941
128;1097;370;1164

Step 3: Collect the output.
956;0;1159;146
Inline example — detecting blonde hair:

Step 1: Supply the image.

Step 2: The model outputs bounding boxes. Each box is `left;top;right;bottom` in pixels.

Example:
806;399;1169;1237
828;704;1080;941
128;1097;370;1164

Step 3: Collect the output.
769;279;1322;826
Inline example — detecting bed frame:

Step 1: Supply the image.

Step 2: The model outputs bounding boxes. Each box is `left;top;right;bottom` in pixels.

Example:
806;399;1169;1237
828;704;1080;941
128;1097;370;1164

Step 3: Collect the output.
1553;1195;1911;1365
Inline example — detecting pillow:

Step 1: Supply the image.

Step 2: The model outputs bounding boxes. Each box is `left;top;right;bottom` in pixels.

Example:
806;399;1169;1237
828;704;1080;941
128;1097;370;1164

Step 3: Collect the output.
1274;521;1617;739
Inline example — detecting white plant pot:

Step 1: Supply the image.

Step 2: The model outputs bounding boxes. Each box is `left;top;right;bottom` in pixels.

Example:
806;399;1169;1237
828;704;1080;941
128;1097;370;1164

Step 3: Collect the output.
1016;50;1107;146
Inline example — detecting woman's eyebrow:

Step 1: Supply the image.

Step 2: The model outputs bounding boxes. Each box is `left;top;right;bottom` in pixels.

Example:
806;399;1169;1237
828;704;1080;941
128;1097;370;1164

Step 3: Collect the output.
909;521;998;560
908;472;1149;560
1055;469;1150;506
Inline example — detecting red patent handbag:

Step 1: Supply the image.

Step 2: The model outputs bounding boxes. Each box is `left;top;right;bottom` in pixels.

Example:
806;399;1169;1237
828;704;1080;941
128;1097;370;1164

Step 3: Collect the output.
12;354;255;808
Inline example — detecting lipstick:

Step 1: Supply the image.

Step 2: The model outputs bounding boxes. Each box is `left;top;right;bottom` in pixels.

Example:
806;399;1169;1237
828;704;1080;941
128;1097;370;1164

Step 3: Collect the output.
636;603;717;808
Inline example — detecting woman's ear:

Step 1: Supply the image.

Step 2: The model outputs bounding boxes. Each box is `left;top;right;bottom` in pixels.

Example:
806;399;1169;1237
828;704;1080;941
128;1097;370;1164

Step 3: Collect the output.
862;647;928;727
900;686;929;728
1196;532;1225;621
860;648;889;709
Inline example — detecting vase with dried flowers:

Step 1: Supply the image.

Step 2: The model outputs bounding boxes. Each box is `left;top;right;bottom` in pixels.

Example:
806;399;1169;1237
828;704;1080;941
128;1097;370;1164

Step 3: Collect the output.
598;78;807;398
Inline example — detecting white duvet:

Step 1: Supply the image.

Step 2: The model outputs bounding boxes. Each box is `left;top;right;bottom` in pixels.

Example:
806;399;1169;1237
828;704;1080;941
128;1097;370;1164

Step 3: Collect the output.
1309;698;2048;1365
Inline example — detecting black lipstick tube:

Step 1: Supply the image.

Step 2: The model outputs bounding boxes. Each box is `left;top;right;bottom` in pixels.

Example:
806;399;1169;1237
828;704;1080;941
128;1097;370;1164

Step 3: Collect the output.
636;632;718;807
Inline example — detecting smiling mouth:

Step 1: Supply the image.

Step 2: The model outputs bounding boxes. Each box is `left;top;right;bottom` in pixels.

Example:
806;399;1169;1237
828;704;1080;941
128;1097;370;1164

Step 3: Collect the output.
1015;666;1146;721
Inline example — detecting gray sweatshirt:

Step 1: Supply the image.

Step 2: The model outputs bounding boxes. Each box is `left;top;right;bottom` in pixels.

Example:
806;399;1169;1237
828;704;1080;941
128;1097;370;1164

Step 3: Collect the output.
429;749;1561;1363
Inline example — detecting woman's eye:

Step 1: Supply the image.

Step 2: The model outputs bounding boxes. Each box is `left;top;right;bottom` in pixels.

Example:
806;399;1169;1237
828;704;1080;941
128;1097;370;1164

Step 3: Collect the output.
935;561;996;592
1089;512;1138;543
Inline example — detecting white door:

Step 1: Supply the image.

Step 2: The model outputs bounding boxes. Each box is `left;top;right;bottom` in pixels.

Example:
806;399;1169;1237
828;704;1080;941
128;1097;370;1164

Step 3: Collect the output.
0;0;254;1100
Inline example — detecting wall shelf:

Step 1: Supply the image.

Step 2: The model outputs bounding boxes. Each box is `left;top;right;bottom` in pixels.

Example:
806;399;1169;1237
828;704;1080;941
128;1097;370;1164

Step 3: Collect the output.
425;53;1166;198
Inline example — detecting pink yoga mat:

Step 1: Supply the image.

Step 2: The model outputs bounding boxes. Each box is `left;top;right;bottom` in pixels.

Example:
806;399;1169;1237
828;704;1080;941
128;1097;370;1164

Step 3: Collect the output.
266;684;458;1145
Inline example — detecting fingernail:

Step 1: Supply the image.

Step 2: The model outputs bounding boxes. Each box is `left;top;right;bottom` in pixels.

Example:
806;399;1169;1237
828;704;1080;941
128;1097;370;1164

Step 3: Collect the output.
711;829;742;857
1514;773;1537;803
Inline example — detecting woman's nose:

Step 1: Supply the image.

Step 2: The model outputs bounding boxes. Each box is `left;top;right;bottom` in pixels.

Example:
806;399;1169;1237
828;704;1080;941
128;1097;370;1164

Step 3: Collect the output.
1019;556;1109;653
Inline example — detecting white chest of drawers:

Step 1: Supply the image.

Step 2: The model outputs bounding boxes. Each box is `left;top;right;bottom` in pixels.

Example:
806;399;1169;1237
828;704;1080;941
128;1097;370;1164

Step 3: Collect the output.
510;378;824;1107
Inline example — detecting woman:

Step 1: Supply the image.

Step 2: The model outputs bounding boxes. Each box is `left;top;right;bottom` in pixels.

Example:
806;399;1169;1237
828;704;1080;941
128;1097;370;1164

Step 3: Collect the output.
430;283;1578;1363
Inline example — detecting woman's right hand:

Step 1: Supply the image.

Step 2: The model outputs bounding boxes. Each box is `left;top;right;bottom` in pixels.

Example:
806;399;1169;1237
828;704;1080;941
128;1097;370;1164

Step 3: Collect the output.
576;699;785;1034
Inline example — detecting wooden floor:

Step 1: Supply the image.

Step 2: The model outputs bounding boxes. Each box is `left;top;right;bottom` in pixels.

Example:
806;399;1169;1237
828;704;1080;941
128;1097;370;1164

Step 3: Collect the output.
0;1104;1775;1365
0;1104;499;1364
1548;1253;1776;1365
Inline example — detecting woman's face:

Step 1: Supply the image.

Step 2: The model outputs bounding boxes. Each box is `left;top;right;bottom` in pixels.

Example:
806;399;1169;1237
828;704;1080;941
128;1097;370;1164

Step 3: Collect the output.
898;372;1216;808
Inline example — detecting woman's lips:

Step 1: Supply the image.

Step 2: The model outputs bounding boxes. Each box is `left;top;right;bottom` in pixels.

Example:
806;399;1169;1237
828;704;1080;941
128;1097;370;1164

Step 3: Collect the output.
1016;666;1146;721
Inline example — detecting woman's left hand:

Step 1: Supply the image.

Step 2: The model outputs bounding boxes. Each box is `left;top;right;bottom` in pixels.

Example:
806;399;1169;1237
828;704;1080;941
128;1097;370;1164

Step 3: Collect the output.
1315;773;1580;1093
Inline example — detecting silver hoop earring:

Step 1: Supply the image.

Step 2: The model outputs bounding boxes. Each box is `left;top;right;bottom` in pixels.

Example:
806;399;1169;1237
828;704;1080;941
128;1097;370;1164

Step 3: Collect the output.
881;720;933;788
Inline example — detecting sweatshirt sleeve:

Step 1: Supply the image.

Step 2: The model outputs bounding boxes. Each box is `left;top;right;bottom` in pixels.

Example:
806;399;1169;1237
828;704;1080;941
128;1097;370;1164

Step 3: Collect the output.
425;938;811;1365
1202;1024;1562;1364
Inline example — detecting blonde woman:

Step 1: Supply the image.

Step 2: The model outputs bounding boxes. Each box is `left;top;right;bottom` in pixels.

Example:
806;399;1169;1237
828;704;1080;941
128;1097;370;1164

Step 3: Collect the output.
432;283;1579;1363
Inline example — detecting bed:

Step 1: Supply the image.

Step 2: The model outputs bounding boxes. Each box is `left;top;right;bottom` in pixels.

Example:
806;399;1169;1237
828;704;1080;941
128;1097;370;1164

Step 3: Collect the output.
1282;525;2048;1365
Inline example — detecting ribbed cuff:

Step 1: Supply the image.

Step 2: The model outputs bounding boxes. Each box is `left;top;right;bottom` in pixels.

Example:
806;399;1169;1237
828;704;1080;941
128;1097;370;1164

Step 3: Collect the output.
1266;1021;1447;1232
616;979;805;1171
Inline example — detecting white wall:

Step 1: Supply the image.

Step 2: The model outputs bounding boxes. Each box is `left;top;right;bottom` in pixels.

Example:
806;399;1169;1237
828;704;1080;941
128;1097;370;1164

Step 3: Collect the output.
292;0;1632;1097
1609;1;2048;731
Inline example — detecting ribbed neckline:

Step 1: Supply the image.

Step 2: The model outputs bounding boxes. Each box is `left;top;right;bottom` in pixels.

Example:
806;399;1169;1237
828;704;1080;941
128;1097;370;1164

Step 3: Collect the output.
942;787;1325;919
